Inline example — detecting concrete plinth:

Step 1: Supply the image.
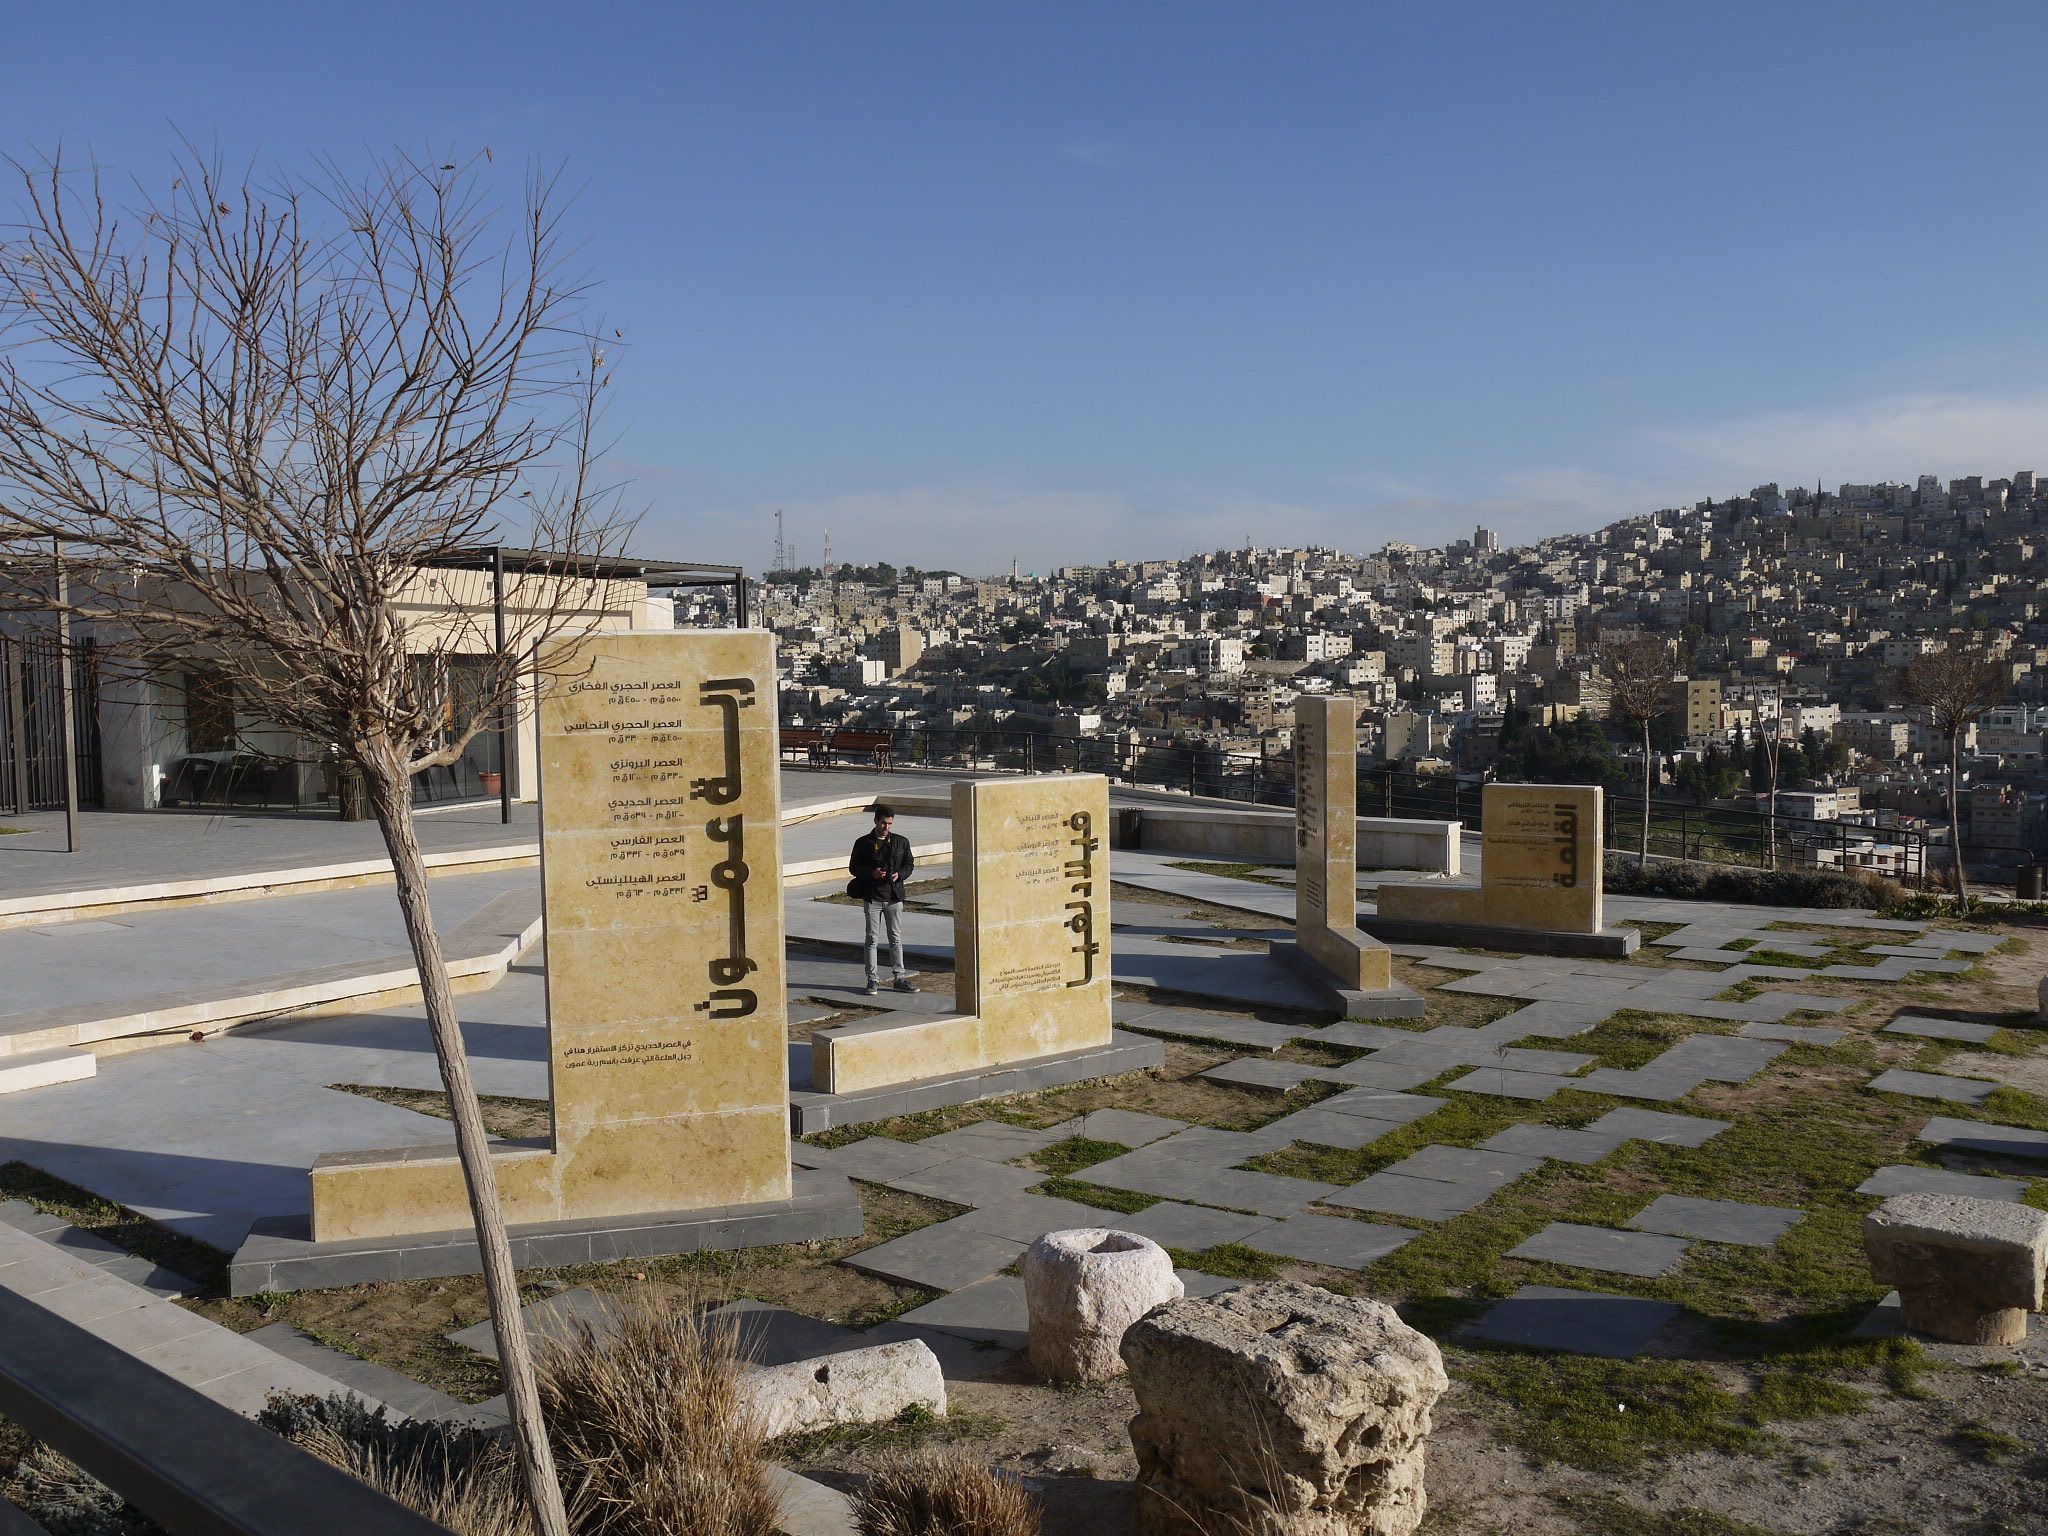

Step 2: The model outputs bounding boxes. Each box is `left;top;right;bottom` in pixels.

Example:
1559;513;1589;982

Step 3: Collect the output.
790;1030;1164;1137
1358;914;1640;959
229;1169;862;1296
1267;939;1427;1019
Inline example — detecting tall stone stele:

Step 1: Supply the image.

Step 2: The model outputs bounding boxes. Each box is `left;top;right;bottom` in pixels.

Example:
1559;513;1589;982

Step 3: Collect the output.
1289;694;1394;991
813;773;1115;1093
308;629;794;1241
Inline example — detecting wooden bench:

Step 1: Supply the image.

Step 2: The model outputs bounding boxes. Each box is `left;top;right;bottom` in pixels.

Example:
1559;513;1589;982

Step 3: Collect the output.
828;730;894;770
781;727;828;765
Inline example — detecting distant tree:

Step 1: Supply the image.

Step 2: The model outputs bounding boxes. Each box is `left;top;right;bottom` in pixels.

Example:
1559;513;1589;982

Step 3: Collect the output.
1800;724;1822;771
1599;634;1675;866
1899;645;2008;903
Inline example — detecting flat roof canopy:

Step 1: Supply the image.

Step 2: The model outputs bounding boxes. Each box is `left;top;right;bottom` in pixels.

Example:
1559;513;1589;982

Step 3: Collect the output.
418;547;744;589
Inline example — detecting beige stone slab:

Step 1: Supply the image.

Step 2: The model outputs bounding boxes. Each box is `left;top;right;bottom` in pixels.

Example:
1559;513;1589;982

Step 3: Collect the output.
815;1013;989;1095
1478;783;1602;934
309;631;794;1244
956;774;1113;1065
1290;696;1395;990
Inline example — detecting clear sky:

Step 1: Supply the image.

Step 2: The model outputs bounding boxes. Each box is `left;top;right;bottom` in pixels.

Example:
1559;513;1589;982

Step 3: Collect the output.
6;3;2046;576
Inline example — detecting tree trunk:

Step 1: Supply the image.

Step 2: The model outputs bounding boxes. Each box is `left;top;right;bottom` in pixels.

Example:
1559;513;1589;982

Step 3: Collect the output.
363;758;571;1536
1949;732;1969;907
1639;723;1652;867
1766;750;1778;873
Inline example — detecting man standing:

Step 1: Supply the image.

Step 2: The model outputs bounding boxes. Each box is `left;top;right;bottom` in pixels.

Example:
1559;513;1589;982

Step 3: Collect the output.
850;803;916;996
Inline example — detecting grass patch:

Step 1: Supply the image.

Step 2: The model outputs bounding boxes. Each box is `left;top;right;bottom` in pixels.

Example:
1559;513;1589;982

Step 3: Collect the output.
1457;1350;1864;1472
771;1402;1000;1458
1546;1490;1793;1535
1034;1177;1159;1213
0;1161;226;1294
1025;1137;1129;1177
1951;1422;2028;1463
1167;1242;1281;1280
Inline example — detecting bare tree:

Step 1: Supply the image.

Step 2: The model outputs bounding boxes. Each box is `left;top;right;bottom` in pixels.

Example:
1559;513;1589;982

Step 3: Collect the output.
1599;634;1673;867
0;146;640;1536
1899;644;2007;905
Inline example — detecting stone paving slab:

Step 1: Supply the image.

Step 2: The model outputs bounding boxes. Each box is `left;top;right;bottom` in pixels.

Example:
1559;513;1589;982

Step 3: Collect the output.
1509;1222;1691;1277
1144;1126;1293;1164
914;1122;1077;1161
1467;1286;1682;1358
1478;1124;1628;1166
820;1136;956;1182
1200;1059;1318;1092
1573;1066;1698;1102
842;1218;1026;1292
1583;1108;1731;1146
1117;1201;1276;1252
1627;1195;1801;1247
1113;1006;1302;1052
955;1191;1133;1244
1868;1068;1997;1106
1325;1172;1485;1221
883;1157;1047;1207
1316;1088;1449;1124
1907;931;2003;953
1919;1117;2048;1161
1073;1110;1187;1147
893;1275;1028;1349
1738;1022;1846;1046
447;1286;619;1357
1443;1067;1581;1101
1882;1016;2000;1044
710;1300;870;1367
1249;1212;1415;1269
1175;1269;1245;1299
1258;1107;1409;1150
1855;1166;2032;1203
1318;1057;1449;1092
1074;1153;1338;1218
1396;1145;1547;1187
1308;1023;1436;1051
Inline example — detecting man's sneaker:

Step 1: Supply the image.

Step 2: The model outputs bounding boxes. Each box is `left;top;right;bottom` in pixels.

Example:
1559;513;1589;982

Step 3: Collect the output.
863;983;879;996
891;977;918;994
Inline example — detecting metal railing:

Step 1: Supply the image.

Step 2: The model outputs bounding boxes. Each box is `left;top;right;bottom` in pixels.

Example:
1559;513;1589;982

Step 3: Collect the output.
795;722;2048;888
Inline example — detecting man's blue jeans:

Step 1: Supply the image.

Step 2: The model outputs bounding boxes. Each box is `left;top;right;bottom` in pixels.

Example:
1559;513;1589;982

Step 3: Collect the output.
863;899;907;985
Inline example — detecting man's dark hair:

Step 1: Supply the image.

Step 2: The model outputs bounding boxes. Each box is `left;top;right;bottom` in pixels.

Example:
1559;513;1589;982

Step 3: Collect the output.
868;803;895;818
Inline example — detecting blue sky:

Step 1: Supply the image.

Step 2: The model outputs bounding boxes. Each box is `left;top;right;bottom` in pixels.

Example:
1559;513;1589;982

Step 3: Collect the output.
7;3;2046;575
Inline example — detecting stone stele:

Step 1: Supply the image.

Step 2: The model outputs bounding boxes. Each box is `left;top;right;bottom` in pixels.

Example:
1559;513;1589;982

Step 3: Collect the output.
1121;1280;1448;1536
1378;781;1603;936
812;773;1113;1093
1864;1191;2048;1345
1022;1227;1184;1383
1290;695;1393;990
309;630;793;1242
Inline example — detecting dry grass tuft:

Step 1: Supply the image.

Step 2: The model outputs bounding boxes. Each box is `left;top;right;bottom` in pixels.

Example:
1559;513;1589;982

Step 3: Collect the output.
296;1422;532;1536
854;1447;1041;1536
533;1294;782;1536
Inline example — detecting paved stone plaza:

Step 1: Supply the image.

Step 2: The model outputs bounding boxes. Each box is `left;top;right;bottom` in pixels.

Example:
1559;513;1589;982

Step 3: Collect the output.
3;790;2047;1534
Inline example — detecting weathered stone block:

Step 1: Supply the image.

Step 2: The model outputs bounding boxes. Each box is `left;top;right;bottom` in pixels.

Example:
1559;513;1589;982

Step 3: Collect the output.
1864;1192;2048;1345
742;1338;946;1439
1120;1280;1447;1536
1023;1227;1183;1383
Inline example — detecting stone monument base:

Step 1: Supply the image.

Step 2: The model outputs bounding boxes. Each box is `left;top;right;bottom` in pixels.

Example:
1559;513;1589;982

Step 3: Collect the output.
229;1169;863;1296
1359;912;1640;959
790;1030;1165;1137
1267;938;1428;1019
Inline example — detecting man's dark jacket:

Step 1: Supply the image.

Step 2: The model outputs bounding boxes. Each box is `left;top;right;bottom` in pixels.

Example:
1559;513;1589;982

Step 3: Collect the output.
849;830;914;902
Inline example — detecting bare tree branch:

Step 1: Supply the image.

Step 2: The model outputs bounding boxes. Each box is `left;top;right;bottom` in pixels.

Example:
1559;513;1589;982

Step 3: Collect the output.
0;143;645;1536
